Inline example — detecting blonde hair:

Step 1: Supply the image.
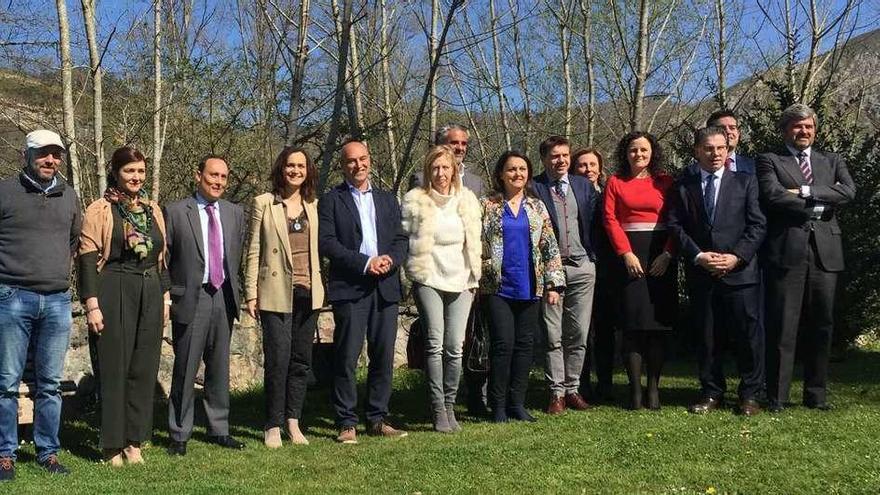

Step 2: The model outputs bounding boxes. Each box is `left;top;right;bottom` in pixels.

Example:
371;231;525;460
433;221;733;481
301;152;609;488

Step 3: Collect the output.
421;145;460;193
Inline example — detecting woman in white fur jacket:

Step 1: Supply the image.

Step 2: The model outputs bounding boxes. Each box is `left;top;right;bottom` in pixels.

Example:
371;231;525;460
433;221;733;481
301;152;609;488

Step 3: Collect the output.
401;145;482;433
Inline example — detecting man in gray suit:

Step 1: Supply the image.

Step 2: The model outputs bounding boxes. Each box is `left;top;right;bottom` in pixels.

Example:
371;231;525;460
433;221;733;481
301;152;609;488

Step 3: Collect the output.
164;155;247;455
410;124;486;197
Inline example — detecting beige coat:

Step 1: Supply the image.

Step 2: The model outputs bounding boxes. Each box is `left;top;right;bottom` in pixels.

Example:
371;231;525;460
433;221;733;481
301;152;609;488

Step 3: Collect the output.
244;192;325;312
79;197;167;272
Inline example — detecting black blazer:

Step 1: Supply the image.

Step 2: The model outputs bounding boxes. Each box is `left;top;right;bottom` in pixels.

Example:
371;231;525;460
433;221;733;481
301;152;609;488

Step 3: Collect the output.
318;182;408;304
532;172;598;261
667;170;766;287
756;147;856;271
163;195;246;324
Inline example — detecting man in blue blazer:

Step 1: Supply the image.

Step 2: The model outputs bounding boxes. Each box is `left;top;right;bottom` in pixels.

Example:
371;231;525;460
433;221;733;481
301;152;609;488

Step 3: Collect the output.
668;127;766;416
319;139;409;444
532;136;597;414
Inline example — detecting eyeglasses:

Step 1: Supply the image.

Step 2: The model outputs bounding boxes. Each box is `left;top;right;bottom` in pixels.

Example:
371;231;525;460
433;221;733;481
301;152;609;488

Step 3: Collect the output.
32;148;66;160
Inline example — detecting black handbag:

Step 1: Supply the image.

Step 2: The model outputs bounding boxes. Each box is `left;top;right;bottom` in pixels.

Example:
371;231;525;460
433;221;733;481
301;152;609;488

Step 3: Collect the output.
406;317;426;370
465;298;490;374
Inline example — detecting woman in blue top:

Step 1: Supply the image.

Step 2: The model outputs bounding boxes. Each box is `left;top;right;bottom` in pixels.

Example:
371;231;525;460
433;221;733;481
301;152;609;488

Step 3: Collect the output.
480;151;565;423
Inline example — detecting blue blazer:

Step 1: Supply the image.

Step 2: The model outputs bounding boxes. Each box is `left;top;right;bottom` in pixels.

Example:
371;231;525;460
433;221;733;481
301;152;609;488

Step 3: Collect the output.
318;182;409;304
532;172;597;261
667;169;766;287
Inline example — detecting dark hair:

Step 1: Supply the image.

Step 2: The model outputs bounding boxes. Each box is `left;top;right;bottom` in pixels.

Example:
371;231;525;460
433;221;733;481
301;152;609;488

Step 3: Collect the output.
538;135;571;159
693;126;729;148
270;147;317;202
614;131;665;178
705;109;738;127
198;154;228;173
108;146;147;187
572;147;605;177
491;150;537;199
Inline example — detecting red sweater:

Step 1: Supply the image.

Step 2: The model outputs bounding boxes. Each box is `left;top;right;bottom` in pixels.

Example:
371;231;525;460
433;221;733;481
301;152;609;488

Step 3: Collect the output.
603;174;675;256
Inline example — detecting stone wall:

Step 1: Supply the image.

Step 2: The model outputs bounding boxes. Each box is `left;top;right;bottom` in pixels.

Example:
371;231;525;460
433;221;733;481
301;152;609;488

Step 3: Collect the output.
63;303;417;397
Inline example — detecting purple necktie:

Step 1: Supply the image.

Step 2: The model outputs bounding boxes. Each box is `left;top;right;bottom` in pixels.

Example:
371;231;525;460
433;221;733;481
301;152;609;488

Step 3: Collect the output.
798;152;814;184
205;203;224;289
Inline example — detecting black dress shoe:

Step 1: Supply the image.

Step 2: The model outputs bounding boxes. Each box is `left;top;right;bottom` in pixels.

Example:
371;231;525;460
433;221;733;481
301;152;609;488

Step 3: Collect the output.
468;401;490;418
688;397;723;414
209;435;245;449
767;401;785;413
804;401;833;411
507;406;537;423
167;441;187;456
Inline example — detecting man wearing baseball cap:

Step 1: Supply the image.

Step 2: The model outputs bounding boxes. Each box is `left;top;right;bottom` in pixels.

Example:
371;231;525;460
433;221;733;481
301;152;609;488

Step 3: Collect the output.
0;130;82;480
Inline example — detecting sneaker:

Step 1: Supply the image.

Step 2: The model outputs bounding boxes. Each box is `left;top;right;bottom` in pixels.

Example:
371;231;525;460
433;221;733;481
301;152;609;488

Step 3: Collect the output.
336;426;358;444
37;454;69;475
366;420;408;438
0;457;14;481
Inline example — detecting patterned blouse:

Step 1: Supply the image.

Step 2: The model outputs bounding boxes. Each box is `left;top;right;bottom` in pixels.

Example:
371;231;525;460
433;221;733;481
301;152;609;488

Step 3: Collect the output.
480;196;565;297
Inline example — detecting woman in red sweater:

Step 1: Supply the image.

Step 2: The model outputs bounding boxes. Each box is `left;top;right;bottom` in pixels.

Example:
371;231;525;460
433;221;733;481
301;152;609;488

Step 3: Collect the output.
603;131;678;410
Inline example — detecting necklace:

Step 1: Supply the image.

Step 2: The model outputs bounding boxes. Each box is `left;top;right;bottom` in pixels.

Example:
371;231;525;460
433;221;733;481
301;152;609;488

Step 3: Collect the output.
289;209;307;233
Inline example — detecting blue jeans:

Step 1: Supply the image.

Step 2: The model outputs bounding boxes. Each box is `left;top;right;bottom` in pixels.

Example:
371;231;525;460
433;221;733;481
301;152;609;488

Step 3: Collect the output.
0;284;72;462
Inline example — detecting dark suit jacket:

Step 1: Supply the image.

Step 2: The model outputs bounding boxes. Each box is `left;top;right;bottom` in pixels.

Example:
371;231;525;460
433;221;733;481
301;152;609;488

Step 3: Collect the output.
756;147;856;271
318;182;408;304
532;172;598;261
164;194;246;324
667;169;766;287
685;153;755;176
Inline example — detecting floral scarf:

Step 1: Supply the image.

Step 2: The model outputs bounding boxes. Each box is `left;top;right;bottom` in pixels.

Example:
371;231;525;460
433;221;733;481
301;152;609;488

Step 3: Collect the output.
104;187;154;259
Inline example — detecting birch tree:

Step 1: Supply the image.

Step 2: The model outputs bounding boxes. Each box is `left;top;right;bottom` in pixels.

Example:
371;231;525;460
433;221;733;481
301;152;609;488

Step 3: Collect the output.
81;0;106;193
152;0;164;198
55;0;81;195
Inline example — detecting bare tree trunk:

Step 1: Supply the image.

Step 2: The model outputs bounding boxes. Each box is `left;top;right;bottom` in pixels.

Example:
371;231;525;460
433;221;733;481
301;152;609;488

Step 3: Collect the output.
394;0;465;193
577;0;595;146
287;0;311;144
348;12;364;136
152;0;164;199
783;0;798;101
508;0;532;148
318;0;353;190
713;0;728;108
631;0;649;131
81;0;106;194
489;0;511;148
55;0;81;196
554;0;574;137
379;0;398;179
429;0;439;135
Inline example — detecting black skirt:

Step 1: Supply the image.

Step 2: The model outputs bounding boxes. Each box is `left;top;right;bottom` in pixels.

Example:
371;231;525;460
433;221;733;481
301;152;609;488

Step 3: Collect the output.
612;229;678;332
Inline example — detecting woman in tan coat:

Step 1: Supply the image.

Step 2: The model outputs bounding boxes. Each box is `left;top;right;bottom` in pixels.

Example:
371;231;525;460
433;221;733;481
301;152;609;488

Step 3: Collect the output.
78;146;169;466
244;147;325;448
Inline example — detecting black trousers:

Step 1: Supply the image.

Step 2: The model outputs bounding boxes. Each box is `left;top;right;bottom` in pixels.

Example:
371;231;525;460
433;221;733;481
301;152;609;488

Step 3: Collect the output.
97;268;163;449
260;291;317;428
331;290;398;427
691;281;763;401
766;237;837;405
484;295;539;411
582;275;616;393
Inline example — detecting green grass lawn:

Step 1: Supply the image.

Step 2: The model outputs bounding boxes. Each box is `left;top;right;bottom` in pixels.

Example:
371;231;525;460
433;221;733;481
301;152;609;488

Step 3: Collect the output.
8;349;880;494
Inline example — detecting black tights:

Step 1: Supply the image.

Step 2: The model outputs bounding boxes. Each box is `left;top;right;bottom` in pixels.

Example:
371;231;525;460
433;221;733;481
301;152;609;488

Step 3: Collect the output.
621;331;666;410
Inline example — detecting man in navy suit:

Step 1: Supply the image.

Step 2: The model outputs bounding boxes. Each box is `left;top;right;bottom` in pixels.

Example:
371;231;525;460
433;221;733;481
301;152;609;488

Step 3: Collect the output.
319;139;409;444
667;126;766;416
533;136;597;414
757;104;856;412
686;110;755;176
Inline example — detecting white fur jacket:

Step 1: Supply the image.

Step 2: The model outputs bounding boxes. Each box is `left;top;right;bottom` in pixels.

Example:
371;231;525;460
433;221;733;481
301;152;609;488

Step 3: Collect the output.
400;186;482;288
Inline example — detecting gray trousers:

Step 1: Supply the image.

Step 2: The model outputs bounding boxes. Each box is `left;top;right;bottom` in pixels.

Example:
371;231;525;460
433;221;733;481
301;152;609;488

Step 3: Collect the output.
168;286;233;441
413;284;473;410
543;260;596;396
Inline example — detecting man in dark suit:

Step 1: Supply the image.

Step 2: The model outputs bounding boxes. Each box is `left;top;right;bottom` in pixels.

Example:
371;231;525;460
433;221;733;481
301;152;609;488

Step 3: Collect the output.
668;126;766;416
319;139;409;444
686;110;756;176
409;124;485;196
757;103;856;412
532;136;597;414
164;155;247;455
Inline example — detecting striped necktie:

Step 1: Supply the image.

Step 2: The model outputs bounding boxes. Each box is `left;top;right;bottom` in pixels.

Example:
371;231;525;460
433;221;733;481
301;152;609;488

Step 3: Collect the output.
798;151;813;184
